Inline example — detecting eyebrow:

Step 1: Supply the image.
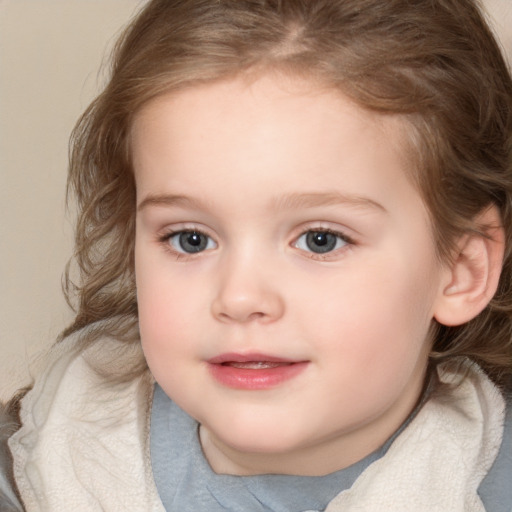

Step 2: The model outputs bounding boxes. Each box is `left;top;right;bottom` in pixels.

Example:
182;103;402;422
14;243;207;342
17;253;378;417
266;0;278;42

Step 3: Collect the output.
272;192;386;213
137;191;386;213
137;194;206;212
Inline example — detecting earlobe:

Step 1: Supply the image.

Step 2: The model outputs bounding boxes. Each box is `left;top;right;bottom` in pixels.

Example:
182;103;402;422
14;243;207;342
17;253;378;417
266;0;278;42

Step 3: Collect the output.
433;206;505;327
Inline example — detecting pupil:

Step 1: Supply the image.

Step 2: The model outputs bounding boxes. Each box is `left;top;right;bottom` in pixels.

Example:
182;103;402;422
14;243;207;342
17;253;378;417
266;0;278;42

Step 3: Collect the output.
313;233;328;245
179;231;207;253
187;233;201;246
306;231;336;253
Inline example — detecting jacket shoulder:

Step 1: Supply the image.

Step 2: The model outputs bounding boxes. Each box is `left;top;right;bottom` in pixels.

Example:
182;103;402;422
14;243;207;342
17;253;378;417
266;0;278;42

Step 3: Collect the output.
0;402;24;511
478;391;512;511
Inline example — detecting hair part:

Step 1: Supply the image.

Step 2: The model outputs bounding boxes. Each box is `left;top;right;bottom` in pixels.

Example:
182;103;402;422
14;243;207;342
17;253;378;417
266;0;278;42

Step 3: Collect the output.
64;0;512;385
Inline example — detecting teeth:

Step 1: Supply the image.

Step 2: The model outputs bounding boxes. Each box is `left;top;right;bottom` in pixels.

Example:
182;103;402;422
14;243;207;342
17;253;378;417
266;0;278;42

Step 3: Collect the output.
227;361;286;369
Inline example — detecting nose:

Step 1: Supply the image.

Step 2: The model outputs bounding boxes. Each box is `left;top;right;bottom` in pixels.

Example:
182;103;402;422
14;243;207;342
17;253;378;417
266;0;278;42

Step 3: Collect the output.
211;257;285;324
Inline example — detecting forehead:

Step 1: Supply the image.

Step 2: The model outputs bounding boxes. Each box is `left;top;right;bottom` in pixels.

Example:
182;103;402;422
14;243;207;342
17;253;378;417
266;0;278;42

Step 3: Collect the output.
130;74;414;188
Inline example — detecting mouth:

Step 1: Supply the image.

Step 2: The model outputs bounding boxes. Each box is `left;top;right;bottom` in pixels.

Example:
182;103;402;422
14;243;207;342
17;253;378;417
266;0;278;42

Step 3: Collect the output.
207;353;308;390
223;361;292;369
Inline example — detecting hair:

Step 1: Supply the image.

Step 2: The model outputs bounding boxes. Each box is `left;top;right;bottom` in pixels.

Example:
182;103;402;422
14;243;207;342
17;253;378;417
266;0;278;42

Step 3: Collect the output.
63;0;512;386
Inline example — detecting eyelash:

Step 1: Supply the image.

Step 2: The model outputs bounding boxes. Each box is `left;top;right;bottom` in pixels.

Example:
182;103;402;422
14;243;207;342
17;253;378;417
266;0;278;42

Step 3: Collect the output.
293;227;354;260
157;226;355;260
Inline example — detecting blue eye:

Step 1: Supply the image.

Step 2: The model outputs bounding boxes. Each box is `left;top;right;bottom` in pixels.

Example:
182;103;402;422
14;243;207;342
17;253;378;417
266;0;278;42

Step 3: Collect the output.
295;230;348;254
168;230;216;253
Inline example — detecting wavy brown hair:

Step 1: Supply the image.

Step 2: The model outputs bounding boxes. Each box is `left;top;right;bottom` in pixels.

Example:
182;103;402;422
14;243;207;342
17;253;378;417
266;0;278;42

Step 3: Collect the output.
63;0;512;385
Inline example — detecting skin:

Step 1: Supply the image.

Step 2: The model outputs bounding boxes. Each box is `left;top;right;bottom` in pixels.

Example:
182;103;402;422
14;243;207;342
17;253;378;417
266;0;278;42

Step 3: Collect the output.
132;74;453;476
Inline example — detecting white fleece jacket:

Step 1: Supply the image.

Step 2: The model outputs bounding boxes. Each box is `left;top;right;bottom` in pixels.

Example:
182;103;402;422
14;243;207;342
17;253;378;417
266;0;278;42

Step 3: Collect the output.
6;328;506;512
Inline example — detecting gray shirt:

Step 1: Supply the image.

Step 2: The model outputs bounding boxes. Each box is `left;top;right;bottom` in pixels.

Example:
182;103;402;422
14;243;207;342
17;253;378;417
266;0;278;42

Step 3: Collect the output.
150;384;511;511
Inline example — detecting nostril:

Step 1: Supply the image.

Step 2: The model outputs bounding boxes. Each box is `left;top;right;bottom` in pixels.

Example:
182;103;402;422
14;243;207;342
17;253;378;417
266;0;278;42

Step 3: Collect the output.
215;308;265;323
247;311;265;321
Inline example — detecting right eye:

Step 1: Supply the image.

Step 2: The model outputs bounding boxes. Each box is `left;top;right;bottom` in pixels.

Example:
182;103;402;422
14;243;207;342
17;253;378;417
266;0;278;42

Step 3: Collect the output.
167;230;216;254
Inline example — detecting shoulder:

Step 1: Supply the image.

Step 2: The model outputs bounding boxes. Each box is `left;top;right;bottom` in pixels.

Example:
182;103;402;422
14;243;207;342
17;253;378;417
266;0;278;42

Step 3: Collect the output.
0;403;24;511
8;322;156;511
12;322;152;442
478;390;512;511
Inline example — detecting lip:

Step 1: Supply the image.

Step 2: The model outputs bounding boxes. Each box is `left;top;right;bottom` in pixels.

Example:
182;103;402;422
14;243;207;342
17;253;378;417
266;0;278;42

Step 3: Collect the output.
207;352;308;390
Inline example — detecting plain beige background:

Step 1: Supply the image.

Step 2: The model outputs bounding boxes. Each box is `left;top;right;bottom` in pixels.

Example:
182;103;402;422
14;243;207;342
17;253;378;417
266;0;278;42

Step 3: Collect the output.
0;0;143;399
1;0;511;400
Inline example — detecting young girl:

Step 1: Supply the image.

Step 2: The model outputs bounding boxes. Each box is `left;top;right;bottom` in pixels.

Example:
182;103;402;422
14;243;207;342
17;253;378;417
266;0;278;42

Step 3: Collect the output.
2;0;512;510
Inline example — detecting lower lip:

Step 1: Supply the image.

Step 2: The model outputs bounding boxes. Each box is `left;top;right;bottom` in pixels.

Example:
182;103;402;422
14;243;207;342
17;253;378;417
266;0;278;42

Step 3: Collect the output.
207;362;308;390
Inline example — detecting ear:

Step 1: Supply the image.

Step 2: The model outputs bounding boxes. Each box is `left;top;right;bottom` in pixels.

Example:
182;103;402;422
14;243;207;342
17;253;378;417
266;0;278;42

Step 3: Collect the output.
433;206;505;327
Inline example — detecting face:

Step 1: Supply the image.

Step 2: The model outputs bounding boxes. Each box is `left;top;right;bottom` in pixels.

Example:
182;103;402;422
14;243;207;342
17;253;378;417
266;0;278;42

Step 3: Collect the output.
132;75;450;476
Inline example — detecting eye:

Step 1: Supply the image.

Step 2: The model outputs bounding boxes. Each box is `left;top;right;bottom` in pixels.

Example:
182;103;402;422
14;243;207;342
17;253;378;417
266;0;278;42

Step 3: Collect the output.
167;230;216;254
295;230;349;254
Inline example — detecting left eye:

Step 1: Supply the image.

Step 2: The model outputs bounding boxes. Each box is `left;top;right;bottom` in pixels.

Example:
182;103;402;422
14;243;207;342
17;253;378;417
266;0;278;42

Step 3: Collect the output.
295;230;348;254
168;230;216;254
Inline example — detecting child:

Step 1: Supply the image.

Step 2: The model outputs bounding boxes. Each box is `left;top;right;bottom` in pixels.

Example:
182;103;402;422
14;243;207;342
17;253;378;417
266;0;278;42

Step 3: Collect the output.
2;0;512;510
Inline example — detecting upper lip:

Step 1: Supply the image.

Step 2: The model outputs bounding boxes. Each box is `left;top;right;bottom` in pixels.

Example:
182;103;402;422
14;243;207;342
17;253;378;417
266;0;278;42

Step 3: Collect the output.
207;352;301;364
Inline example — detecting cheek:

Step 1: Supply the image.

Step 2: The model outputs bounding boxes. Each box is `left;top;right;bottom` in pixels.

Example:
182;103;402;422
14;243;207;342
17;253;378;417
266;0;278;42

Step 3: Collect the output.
135;259;213;408
298;255;437;364
299;269;434;417
137;283;197;397
137;240;190;324
136;254;185;361
135;253;215;385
